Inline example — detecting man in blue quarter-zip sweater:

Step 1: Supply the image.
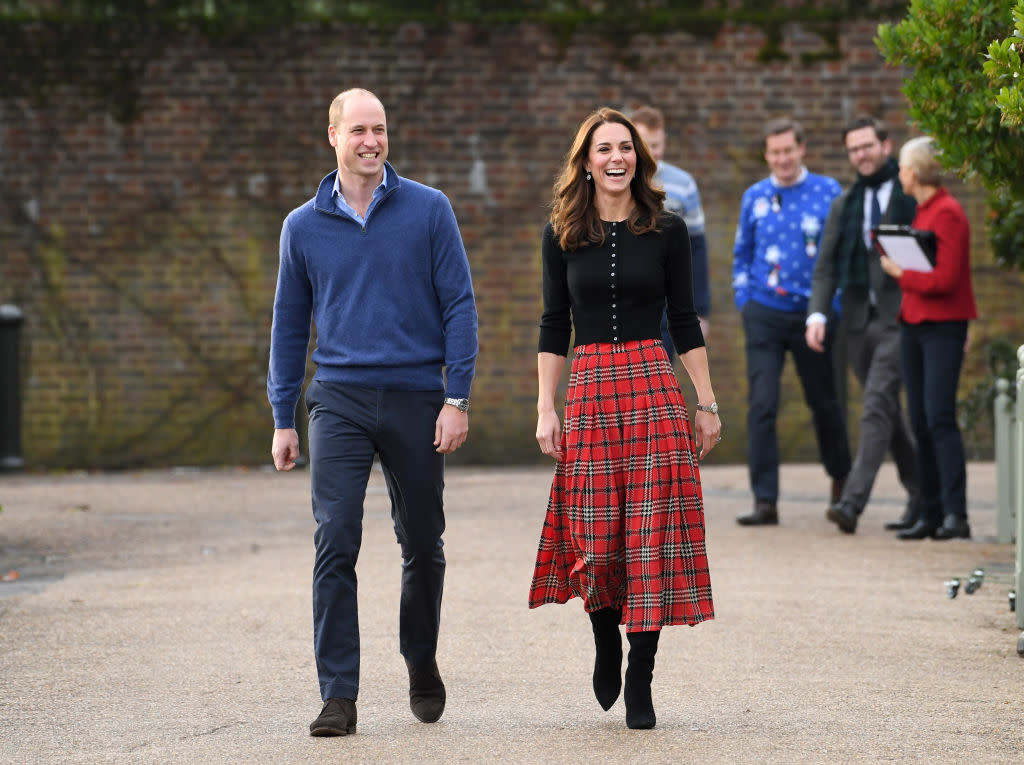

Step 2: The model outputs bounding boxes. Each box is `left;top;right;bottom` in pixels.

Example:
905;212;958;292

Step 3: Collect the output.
268;89;478;737
732;118;850;527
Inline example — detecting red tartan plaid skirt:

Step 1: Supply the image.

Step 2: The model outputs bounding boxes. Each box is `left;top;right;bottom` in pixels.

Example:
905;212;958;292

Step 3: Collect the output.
528;339;714;632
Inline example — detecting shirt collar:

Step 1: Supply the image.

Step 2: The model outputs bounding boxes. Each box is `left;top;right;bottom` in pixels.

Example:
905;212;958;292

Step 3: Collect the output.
332;166;388;200
770;166;808;188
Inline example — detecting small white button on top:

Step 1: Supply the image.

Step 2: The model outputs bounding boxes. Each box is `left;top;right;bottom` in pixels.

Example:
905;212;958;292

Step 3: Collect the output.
610;224;619;342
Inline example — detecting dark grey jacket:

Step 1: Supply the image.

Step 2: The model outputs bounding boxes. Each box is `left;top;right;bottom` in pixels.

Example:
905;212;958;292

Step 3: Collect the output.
808;184;912;332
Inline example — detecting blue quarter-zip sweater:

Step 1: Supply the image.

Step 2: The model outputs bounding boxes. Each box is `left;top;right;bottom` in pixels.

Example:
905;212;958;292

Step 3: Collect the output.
268;163;478;429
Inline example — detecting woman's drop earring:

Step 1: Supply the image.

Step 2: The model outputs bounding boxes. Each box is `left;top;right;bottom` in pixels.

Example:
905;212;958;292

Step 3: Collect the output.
586;172;592;181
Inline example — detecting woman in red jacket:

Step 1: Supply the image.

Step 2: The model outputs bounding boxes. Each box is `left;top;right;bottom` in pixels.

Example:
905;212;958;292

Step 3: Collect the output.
879;136;977;540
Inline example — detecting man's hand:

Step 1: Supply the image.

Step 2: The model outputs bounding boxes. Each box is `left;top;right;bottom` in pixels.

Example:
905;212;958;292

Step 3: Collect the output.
805;321;826;353
272;428;300;471
434;406;469;454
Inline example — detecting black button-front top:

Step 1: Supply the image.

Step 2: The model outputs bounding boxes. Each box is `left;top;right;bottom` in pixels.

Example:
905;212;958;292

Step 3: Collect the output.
538;212;704;356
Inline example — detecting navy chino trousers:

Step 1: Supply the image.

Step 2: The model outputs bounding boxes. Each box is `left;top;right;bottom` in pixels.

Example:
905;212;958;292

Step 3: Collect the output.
742;300;852;504
305;380;446;702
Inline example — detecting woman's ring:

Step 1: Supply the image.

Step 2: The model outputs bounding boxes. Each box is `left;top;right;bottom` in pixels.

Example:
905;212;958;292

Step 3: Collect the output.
716;436;722;443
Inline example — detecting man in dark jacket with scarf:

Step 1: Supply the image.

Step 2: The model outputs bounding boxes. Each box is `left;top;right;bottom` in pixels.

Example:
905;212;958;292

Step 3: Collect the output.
805;116;920;534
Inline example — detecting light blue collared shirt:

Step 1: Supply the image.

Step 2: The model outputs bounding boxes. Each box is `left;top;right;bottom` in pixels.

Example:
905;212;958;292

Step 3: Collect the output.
332;167;388;225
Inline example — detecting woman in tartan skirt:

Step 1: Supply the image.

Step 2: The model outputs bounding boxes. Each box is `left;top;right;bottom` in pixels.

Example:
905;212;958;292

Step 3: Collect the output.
529;107;721;730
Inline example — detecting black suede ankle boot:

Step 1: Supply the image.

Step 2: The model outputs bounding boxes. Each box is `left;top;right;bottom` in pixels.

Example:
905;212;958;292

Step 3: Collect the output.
588;607;622;711
624;630;660;729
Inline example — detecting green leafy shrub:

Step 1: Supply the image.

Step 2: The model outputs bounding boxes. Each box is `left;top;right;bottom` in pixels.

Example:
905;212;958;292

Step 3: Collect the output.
877;0;1024;270
984;0;1024;126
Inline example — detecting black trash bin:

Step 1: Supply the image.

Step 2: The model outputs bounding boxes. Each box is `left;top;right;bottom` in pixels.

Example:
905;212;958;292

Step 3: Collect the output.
0;304;25;472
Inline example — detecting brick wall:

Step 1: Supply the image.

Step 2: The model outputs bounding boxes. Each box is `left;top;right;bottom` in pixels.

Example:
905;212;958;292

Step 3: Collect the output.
1;19;1021;468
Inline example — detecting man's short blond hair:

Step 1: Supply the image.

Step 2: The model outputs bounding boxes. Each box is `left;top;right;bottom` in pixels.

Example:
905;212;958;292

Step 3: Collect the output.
329;88;382;126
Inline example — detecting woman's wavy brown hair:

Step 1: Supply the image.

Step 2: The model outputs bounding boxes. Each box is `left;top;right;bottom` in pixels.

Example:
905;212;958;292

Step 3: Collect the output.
550;107;665;251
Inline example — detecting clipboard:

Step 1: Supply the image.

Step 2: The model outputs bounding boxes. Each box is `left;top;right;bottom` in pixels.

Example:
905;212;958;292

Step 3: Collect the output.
871;224;936;273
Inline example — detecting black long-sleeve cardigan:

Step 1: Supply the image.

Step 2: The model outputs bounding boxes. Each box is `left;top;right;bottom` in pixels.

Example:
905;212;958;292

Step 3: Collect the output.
538;212;705;356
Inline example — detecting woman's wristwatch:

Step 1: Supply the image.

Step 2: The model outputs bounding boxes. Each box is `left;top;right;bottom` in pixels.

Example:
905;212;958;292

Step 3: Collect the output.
695;402;718;414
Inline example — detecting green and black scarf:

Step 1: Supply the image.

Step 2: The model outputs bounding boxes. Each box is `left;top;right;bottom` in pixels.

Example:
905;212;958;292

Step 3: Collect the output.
835;157;916;289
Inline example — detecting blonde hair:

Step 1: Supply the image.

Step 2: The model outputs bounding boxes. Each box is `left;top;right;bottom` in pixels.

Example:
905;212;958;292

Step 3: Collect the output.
550;107;665;251
329;88;382;127
899;136;944;187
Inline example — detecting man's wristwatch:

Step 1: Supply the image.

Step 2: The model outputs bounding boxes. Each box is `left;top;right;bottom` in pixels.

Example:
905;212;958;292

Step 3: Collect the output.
696;402;718;414
444;397;470;413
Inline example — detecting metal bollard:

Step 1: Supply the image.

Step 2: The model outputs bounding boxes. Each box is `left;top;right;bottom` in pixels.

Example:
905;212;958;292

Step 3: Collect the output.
944;578;961;599
964;568;985;595
0;304;26;472
994;378;1016;544
1016;345;1024;630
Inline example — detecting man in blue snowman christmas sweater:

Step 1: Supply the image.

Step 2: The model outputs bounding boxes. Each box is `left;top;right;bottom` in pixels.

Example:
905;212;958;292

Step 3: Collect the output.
731;118;851;527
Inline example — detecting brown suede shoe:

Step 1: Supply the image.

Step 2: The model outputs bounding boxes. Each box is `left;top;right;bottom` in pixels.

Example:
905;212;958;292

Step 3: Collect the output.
309;698;356;736
736;501;778;526
406;658;446;723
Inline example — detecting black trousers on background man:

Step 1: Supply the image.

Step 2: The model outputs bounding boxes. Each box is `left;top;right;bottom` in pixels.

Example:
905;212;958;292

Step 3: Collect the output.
742;300;852;504
305;380;446;702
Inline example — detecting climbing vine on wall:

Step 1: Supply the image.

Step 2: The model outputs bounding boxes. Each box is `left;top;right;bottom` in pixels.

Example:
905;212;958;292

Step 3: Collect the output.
0;0;919;468
2;0;908;124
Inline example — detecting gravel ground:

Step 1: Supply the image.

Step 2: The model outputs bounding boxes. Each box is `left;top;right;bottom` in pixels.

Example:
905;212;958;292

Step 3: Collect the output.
0;462;1021;764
